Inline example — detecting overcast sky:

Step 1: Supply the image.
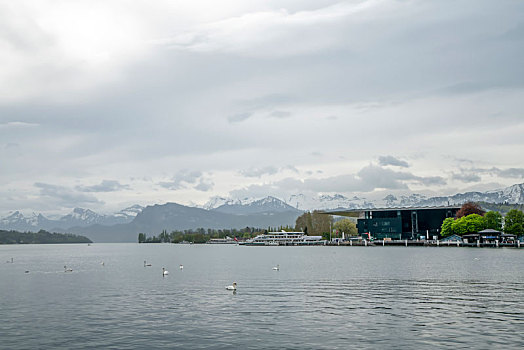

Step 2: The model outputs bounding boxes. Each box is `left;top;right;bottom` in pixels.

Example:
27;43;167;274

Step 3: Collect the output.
1;0;524;216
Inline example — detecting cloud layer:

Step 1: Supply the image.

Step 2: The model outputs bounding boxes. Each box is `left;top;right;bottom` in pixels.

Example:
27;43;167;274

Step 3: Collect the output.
1;0;524;214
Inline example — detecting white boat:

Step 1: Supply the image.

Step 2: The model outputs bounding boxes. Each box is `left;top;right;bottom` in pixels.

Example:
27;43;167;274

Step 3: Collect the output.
240;231;325;246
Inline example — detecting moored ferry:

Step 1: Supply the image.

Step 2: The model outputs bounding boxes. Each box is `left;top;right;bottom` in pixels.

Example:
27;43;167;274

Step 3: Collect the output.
240;231;325;246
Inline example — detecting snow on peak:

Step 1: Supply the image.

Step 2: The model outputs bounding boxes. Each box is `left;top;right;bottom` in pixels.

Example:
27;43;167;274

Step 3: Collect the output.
116;204;144;217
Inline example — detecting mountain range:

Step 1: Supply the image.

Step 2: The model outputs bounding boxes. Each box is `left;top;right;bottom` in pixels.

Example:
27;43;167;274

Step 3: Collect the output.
1;183;523;243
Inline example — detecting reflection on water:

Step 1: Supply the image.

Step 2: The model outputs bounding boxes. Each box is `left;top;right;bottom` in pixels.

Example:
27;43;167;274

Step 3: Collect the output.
0;244;523;349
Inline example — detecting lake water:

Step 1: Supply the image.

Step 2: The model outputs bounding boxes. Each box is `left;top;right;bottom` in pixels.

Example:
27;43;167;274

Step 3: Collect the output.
0;244;523;349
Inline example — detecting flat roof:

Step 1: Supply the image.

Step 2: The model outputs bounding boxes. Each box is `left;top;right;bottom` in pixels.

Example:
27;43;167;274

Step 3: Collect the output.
322;205;461;216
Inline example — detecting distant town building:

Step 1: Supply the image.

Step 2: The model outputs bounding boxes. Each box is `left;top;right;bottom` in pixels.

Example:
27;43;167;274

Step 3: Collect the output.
323;206;460;240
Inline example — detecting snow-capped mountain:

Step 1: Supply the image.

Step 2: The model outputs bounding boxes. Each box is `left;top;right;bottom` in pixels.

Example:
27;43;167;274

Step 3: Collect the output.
202;183;524;212
0;205;145;232
286;193;375;211
113;205;144;220
212;196;300;215
0;211;53;231
382;183;524;208
202;196;257;210
58;208;106;227
489;183;524;203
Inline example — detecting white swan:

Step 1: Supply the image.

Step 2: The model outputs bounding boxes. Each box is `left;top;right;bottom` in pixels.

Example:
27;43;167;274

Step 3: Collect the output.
273;264;280;271
226;282;237;290
162;267;169;276
179;265;183;270
100;262;105;266
64;265;73;272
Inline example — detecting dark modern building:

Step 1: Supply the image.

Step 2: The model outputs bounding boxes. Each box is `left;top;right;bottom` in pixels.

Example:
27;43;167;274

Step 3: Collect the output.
325;206;460;240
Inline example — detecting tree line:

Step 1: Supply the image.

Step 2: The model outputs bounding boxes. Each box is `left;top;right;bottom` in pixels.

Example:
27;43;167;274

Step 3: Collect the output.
294;211;356;240
441;202;524;237
0;229;92;244
138;227;269;243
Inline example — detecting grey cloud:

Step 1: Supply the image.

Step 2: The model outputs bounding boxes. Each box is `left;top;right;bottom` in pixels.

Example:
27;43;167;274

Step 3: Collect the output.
228;112;253;123
378;155;409;168
34;182;102;208
194;178;214;192
239;166;278;178
474;167;524;179
0;121;39;128
239;165;298;178
236;93;294;110
159;170;214;191
496;168;524;178
5;143;19;149
268;110;291;119
451;172;482;183
228;94;294;123
283;165;299;173
76;180;131;192
231;164;447;198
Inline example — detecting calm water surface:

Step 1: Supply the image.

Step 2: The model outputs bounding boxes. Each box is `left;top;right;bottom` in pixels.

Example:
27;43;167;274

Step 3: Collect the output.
0;244;523;349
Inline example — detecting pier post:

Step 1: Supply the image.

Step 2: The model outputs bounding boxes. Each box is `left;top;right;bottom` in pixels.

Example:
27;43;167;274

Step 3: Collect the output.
365;240;368;247
350;240;352;246
518;240;521;248
383;240;385;246
457;241;460;247
477;240;480;248
405;239;408;247
496;240;499;248
437;240;439;247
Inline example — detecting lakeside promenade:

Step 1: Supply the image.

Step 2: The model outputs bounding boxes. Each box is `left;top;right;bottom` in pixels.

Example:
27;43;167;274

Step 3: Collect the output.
327;239;522;248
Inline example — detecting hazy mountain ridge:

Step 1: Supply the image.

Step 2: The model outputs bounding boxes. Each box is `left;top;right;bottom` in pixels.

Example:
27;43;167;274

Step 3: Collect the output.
0;205;145;232
212;196;300;215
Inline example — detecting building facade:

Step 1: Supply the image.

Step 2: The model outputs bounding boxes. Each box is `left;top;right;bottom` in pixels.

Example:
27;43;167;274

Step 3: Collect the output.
326;206;460;240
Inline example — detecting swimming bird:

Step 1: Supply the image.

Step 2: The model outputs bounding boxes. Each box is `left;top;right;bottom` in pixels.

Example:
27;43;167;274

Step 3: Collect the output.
101;262;105;266
64;265;73;272
24;270;29;273
273;264;280;271
144;260;152;267
226;282;237;290
179;265;183;270
162;267;169;276
6;258;13;263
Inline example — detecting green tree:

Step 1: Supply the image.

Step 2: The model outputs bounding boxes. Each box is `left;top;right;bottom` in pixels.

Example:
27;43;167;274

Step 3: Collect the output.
333;218;358;236
504;209;524;236
441;217;455;237
464;214;486;233
138;233;146;243
295;212;312;233
311;211;333;236
484;211;503;231
451;217;467;235
295;211;333;236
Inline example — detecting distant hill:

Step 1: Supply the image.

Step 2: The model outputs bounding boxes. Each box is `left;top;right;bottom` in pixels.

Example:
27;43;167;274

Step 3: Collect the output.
0;230;92;244
61;201;301;243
